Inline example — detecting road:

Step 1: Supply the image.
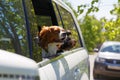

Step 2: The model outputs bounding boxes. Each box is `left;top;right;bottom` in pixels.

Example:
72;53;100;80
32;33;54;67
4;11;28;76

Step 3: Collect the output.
89;54;96;80
89;54;110;80
89;54;120;80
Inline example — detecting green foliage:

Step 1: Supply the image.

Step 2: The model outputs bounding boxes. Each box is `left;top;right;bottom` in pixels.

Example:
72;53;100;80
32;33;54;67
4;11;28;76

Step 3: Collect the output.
79;16;103;51
119;0;120;2
77;0;99;15
79;16;120;52
64;0;120;53
77;0;120;52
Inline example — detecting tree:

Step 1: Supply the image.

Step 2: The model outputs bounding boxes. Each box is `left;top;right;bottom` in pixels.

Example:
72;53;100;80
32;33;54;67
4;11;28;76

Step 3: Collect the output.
77;0;120;52
110;0;120;41
77;0;99;15
79;16;103;51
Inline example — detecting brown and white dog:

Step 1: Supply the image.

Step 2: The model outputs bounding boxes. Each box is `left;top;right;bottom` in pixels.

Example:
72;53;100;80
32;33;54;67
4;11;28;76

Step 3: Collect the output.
38;26;76;58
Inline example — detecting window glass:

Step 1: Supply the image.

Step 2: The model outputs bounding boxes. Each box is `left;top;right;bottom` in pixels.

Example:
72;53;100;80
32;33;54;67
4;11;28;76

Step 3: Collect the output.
0;0;29;57
101;45;120;53
57;5;81;49
52;2;63;26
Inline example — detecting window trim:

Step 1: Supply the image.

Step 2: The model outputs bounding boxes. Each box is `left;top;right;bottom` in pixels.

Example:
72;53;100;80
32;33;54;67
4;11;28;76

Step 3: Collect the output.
52;2;65;28
22;0;33;59
54;3;83;47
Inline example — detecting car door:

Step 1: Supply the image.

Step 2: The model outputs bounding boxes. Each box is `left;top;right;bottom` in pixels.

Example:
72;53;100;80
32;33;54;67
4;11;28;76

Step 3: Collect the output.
52;1;90;80
24;0;90;80
38;49;89;80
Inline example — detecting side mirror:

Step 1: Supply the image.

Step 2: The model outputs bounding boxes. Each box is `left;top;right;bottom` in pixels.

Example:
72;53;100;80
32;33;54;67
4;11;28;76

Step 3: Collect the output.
94;48;99;52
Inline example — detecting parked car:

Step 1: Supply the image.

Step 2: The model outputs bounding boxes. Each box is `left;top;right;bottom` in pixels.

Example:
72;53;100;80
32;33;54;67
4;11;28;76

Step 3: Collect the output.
0;0;90;80
93;41;120;79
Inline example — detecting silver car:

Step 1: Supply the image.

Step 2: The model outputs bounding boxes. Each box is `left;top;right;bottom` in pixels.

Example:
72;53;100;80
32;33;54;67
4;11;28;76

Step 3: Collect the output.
93;41;120;79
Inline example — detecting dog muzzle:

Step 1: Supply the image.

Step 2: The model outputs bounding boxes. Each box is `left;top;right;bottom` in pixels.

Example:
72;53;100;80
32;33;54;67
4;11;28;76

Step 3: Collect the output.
59;30;71;41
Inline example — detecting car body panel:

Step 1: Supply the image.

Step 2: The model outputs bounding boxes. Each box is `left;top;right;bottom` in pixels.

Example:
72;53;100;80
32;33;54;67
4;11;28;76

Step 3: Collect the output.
38;48;89;80
0;49;39;80
0;50;38;74
98;52;120;60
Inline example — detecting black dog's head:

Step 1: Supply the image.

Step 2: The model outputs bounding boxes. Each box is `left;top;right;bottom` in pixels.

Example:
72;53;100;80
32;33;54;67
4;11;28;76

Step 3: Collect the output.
57;30;76;52
60;37;76;50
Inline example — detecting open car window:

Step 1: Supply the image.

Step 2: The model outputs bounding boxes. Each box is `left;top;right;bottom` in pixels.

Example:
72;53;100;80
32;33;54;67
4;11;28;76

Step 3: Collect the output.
52;2;81;49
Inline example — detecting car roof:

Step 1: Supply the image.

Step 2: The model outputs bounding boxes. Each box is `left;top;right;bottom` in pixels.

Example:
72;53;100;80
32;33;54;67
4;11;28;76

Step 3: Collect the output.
102;41;120;47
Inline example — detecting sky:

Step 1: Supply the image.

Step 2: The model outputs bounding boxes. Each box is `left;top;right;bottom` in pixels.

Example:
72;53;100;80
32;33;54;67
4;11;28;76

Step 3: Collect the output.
67;0;118;20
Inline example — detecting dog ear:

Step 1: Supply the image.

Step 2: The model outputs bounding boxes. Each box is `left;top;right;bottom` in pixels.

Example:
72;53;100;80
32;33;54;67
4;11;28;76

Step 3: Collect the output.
38;26;50;49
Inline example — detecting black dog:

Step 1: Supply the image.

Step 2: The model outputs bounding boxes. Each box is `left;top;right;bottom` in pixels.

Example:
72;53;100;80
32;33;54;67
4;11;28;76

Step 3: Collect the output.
57;30;76;53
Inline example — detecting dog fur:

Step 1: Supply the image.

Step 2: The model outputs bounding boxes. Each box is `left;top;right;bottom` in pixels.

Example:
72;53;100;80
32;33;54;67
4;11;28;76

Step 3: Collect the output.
38;26;76;58
57;31;76;52
38;26;65;50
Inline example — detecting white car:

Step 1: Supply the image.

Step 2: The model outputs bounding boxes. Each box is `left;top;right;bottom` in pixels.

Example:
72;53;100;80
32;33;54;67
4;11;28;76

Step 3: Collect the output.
0;0;90;80
93;41;120;79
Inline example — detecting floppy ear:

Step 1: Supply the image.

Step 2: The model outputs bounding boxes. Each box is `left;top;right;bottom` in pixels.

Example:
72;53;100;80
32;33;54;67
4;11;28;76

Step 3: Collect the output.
38;26;52;49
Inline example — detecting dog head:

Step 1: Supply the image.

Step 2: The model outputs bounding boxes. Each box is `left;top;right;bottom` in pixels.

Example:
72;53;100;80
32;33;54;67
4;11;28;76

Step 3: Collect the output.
57;30;76;51
58;37;76;51
38;26;66;50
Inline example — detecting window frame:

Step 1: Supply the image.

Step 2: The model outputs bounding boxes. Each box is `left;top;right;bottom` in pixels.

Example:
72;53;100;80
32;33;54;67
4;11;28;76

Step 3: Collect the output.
22;0;33;58
52;2;82;48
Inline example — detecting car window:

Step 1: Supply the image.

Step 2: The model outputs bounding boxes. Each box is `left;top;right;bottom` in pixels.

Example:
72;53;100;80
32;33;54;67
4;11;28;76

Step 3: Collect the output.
53;3;81;49
100;46;114;52
0;0;29;57
100;45;120;53
52;2;63;27
25;0;55;61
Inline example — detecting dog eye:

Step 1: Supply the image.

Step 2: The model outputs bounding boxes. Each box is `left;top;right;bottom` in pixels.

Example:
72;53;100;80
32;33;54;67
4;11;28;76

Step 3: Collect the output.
60;33;67;40
66;30;71;35
62;33;67;37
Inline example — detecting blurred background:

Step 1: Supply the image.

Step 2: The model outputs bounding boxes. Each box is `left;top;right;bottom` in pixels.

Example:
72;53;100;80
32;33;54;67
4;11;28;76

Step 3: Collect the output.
62;0;120;53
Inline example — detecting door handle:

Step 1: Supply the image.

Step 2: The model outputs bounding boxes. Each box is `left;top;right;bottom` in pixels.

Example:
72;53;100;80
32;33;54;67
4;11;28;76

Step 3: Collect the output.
74;68;81;80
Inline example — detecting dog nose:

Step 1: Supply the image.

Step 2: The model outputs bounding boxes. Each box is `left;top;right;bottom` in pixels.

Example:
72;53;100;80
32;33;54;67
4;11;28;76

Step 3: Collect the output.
60;30;72;41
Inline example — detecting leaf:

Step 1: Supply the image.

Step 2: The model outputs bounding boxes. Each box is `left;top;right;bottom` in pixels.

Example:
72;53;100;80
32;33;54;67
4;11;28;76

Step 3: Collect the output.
118;0;120;3
80;9;84;14
91;1;95;4
87;8;92;14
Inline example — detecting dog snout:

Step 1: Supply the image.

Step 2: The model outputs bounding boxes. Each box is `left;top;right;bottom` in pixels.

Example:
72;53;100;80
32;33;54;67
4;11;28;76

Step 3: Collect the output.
61;32;67;40
59;30;66;41
72;39;76;46
60;30;72;41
